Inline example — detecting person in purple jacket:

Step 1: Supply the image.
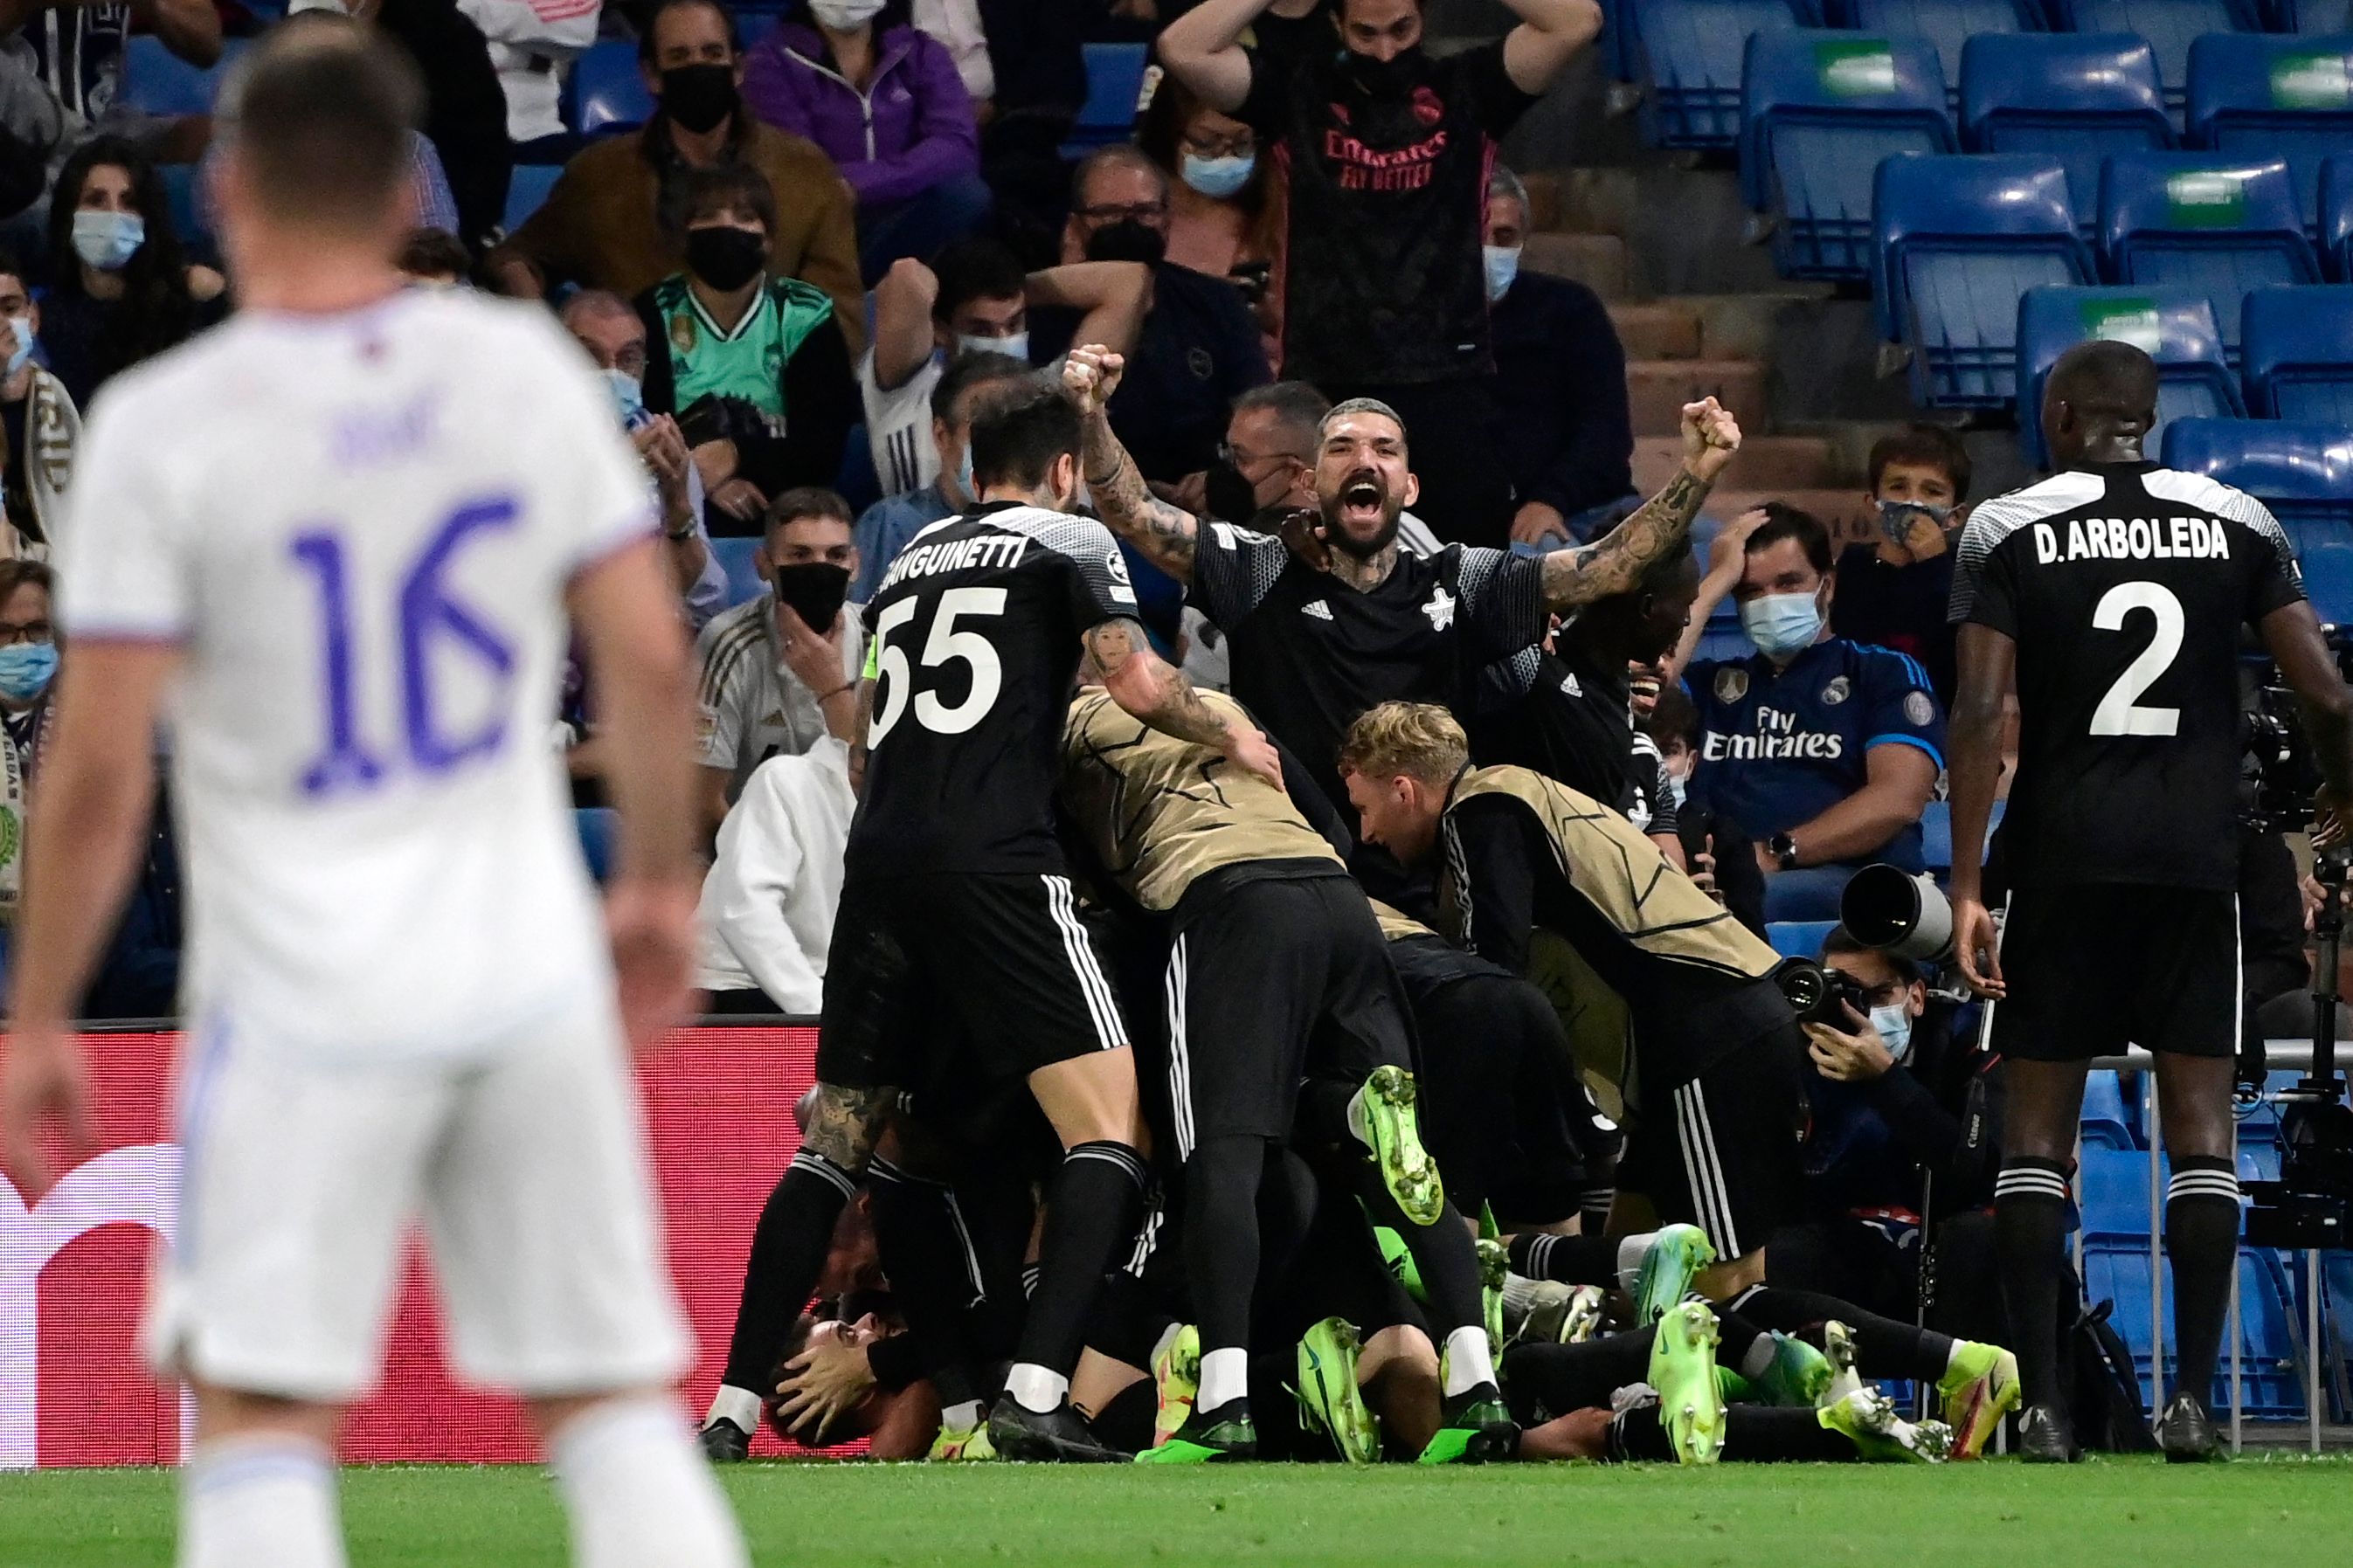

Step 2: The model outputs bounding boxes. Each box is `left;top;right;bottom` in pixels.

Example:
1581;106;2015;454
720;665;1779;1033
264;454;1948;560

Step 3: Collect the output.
743;0;992;283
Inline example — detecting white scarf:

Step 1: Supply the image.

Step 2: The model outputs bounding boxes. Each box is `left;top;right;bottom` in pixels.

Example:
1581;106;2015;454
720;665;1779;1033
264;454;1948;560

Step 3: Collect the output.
2;367;81;561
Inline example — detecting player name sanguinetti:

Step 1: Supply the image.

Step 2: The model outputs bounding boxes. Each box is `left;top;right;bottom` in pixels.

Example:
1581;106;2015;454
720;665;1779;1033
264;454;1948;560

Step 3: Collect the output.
2030;515;2234;565
877;529;1033;593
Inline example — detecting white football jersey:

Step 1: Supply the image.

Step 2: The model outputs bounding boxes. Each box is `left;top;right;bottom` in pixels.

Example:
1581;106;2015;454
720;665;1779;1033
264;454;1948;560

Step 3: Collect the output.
58;290;652;1058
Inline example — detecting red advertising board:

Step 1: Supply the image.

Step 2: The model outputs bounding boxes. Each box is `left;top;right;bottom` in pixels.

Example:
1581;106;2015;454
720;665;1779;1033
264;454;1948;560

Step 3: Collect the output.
9;1026;816;1468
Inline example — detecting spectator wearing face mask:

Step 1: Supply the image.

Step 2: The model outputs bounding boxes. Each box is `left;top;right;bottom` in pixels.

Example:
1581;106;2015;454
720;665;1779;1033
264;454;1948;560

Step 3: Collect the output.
1669;504;1946;922
1133;74;1280;333
39;136;225;409
743;0;988;285
0;250;79;563
488;0;862;349
635;164;857;538
1158;0;1602;548
1031;145;1268;490
1829;424;1971;708
848;346;1027;601
0;558;55;929
1483;164;1636;553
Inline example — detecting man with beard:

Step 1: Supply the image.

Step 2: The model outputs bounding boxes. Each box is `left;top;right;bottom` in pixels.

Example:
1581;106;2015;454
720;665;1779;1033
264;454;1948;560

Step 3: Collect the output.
1158;0;1603;545
1065;344;1740;828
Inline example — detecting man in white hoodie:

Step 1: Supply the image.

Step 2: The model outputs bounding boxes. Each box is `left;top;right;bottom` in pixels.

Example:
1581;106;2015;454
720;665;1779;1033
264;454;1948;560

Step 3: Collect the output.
692;730;855;1014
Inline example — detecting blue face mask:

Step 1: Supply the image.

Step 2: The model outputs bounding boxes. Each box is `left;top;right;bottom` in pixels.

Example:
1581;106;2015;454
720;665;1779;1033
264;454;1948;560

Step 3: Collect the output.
1876;498;1953;549
1180;151;1256;200
1483;244;1521;302
956;441;975;501
604;367;646;428
0;640;58;701
4;317;34;377
1740;590;1824;660
956;330;1028;364
1869;1002;1914;1064
72;209;145;273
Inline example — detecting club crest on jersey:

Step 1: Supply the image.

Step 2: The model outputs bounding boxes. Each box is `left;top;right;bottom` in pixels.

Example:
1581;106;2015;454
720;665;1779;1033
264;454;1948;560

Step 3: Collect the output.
1422;585;1456;631
1104;548;1133;590
1822;676;1851;706
669;314;697;355
1904;691;1935;727
1714;667;1749;703
1560;672;1582;698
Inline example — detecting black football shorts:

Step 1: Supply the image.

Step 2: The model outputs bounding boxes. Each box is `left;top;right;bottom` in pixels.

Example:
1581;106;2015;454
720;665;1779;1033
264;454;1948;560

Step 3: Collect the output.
1992;884;2240;1062
1616;1023;1810;1261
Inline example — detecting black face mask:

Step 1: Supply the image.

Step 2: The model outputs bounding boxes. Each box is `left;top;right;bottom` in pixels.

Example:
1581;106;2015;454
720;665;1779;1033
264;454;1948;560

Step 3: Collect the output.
772;561;851;634
1202;460;1263;525
687;224;767;291
1341;45;1423;98
661;63;739;134
1083;218;1168;266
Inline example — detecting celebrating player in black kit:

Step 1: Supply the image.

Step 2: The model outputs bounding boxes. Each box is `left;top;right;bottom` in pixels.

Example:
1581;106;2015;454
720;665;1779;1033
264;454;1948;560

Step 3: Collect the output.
1945;341;2353;1463
702;379;1284;1465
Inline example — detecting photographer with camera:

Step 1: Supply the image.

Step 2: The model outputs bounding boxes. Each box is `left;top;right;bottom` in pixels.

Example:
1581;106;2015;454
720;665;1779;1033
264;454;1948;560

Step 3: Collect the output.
1945;341;2353;1463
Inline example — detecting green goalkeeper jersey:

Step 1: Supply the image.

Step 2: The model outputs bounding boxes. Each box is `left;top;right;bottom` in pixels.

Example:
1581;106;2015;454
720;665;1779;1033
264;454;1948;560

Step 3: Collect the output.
647;272;836;437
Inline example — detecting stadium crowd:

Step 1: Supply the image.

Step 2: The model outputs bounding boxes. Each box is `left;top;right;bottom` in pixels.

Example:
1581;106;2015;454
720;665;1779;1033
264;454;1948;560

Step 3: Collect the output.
0;0;2322;1473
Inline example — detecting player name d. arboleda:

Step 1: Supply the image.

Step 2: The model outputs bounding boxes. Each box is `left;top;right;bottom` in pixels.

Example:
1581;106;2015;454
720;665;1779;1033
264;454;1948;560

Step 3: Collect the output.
2029;515;2237;564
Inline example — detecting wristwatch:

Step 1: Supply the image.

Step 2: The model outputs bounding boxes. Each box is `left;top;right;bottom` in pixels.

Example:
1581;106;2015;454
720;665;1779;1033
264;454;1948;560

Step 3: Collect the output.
1768;832;1800;871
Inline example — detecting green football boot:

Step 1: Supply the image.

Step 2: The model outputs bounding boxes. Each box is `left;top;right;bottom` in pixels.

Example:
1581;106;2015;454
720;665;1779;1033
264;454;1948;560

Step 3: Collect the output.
1817;1388;1953;1462
1751;1330;1834;1408
1135;1400;1256;1463
1370;1223;1427;1302
1477;1239;1508;1355
1415;1343;1519;1465
1647;1299;1726;1464
1516;1281;1607;1346
927;1414;997;1462
1936;1340;2021;1460
1630;1224;1717;1328
1295;1316;1382;1465
1148;1323;1201;1452
1351;1065;1445;1226
1817;1319;1865;1406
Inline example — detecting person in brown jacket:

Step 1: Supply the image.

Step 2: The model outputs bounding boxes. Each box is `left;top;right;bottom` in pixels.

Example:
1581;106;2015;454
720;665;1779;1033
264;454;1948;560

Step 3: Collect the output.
488;0;864;352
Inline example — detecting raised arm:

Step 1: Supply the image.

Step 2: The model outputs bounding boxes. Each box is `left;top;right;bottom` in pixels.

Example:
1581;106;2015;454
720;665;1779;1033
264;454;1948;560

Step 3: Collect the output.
1083;617;1282;790
1065;345;1200;584
1499;0;1603;95
872;257;942;393
1158;0;1271;114
1540;397;1740;614
1027;261;1153;361
1944;621;2014;998
1663;506;1764;684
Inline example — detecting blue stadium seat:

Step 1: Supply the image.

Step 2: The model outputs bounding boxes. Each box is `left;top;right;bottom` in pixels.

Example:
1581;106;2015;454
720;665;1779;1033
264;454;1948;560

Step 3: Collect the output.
121;36;247;117
2243;283;2353;422
503;162;561;237
1635;0;1804;149
2045;0;2262;116
2015;286;2242;469
2161;416;2353;563
575;808;618;883
1961;34;2174;225
2323;155;2353;277
2300;538;2353;618
1741;31;1958;280
2097;152;2321;365
571;39;653;136
2281;0;2353;28
1835;0;2036;111
709;535;767;610
2086;1238;2313;1417
1060;43;1150;157
2079;1145;2154;1236
1768;919;1839;957
1913;795;2004;872
2081;1069;2139;1148
159;163;208;248
2187;33;2353;235
1873;154;2097;407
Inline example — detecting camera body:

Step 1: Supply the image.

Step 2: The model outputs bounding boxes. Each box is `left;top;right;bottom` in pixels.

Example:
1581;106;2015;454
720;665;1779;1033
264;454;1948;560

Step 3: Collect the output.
1774;958;1871;1027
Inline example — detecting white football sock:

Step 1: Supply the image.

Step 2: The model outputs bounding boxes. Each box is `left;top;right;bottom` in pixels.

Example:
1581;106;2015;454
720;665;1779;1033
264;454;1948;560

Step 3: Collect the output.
1004;1362;1069;1414
703;1385;762;1434
1614;1232;1657;1293
940;1399;985;1432
1197;1347;1249;1413
1501;1273;1541;1316
549;1398;748;1568
180;1433;344;1568
1741;1335;1780;1381
1441;1327;1495;1397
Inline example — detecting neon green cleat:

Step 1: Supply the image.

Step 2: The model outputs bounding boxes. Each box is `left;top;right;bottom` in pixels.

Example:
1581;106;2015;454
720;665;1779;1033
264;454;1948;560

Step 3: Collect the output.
1516;1281;1607;1346
927;1417;997;1461
1134;1406;1255;1463
1415;1342;1519;1464
1630;1224;1716;1328
1352;1065;1445;1226
1751;1331;1833;1407
1295;1316;1382;1465
1648;1299;1726;1464
1817;1320;1865;1407
1148;1323;1201;1451
1370;1223;1427;1302
1477;1239;1508;1356
1936;1340;2021;1460
1817;1388;1953;1462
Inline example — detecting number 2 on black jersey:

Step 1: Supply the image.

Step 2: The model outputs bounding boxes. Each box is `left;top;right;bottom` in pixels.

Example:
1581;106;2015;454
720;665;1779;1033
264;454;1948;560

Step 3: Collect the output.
869;586;1008;741
2088;581;2185;737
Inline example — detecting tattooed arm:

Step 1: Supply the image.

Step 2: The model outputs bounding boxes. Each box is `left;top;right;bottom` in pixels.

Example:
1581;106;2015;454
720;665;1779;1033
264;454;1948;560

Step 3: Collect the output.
1064;345;1201;584
803;1081;894;1169
1084;618;1284;790
1539;397;1741;613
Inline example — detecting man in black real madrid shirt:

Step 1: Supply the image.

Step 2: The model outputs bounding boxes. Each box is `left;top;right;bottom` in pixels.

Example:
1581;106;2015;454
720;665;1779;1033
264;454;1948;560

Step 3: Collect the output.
1066;345;1741;829
1945;342;2353;1464
702;380;1284;1465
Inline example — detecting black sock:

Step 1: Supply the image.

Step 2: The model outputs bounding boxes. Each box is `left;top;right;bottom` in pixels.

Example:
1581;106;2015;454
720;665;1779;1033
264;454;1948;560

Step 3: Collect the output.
1508;1230;1620;1287
719;1150;858;1399
1012;1140;1148;1381
1729;1286;1955;1383
1606;1400;1854;1463
1994;1156;2074;1411
1501;1331;1655;1422
1358;1171;1484;1341
1184;1135;1274;1357
1088;1378;1157;1455
2165;1156;2240;1414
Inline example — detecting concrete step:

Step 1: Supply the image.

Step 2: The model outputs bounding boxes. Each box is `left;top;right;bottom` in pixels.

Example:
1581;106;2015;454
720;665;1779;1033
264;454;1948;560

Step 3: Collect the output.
1631;434;1848;495
1705;487;1879;550
1609;302;1703;361
1626;358;1768;439
1523;231;1630;300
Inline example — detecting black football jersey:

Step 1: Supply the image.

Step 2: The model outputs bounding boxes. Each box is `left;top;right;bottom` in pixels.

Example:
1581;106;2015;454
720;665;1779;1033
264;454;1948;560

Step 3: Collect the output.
849;501;1139;877
1948;463;2303;891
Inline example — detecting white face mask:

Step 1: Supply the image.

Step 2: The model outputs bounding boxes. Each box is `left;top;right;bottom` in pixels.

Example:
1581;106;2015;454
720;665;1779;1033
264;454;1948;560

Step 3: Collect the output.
956;329;1028;364
810;0;886;30
1870;1002;1914;1063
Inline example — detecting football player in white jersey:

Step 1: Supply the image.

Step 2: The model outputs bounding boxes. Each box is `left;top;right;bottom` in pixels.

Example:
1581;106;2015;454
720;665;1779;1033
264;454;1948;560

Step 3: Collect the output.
0;23;747;1568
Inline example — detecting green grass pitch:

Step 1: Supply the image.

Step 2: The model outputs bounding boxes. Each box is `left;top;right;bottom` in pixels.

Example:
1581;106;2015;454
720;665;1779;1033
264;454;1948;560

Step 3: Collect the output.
4;1457;2350;1568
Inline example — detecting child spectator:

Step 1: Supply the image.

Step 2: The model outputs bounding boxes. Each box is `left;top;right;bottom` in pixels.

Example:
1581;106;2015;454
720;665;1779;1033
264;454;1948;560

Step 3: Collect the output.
1829;424;1971;708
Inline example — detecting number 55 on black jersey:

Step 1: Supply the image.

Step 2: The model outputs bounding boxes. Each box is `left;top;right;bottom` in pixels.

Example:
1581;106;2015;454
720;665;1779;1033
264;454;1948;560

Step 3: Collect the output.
1948;463;2303;893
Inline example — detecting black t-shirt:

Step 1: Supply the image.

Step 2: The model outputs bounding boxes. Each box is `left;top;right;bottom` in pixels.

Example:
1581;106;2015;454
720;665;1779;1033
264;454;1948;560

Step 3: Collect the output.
1471;642;1678;836
1190;521;1547;818
1246;2;1331;67
1950;462;2305;892
849;501;1140;878
1830;544;1958;708
1236;38;1536;386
